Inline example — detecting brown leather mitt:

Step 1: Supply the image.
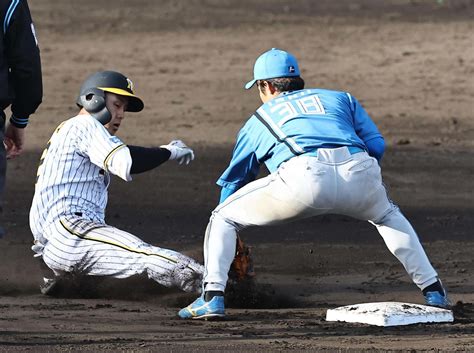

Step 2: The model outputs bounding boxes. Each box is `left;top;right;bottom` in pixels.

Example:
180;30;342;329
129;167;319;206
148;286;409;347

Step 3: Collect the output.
229;236;255;281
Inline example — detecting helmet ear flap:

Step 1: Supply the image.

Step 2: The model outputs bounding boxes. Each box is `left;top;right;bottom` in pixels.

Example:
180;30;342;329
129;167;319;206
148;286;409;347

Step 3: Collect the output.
78;88;111;125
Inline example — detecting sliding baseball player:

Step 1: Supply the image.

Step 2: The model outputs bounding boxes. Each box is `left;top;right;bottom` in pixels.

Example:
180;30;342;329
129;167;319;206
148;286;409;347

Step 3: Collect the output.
30;70;203;295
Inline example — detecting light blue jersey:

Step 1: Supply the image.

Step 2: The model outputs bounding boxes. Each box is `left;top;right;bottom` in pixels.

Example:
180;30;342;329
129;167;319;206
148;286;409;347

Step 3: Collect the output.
217;89;384;198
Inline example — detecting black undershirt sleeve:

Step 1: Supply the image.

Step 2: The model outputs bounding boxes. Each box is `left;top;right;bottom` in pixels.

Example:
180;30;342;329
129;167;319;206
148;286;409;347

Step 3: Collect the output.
128;145;171;174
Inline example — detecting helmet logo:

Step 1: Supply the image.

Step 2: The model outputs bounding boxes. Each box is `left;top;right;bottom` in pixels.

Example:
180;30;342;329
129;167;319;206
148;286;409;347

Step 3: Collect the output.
126;78;134;91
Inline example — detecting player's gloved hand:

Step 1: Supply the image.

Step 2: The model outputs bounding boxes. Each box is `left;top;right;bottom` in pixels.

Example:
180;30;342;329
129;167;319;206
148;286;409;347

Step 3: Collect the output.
229;236;255;281
160;139;195;165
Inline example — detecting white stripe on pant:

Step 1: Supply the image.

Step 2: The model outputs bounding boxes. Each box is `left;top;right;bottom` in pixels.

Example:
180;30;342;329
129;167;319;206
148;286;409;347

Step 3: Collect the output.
204;147;438;292
41;215;203;292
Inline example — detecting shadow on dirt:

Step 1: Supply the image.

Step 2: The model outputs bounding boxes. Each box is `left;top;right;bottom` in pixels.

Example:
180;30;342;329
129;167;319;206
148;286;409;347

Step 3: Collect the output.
225;278;304;309
452;301;474;324
39;274;178;301
40;274;305;309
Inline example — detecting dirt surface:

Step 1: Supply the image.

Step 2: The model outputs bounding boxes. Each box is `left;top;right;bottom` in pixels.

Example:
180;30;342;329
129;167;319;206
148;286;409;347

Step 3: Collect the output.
1;0;473;351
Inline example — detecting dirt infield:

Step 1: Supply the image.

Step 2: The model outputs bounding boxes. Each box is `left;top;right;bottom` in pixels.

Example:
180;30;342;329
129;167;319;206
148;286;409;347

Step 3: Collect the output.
0;0;473;351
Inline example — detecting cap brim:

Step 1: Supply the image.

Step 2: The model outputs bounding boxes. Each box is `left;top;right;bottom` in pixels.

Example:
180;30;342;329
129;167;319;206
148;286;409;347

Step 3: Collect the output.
244;79;257;90
99;87;144;112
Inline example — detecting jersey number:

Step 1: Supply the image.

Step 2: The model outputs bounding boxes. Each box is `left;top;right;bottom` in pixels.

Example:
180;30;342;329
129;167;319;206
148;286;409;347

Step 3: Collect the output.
35;122;65;184
271;95;326;127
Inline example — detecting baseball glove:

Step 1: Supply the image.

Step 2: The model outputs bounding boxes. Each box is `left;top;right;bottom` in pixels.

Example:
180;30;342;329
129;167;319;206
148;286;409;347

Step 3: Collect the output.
229;236;255;281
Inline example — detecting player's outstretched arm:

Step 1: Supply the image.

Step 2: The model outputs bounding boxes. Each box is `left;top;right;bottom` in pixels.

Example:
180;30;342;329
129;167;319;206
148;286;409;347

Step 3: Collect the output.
127;140;194;175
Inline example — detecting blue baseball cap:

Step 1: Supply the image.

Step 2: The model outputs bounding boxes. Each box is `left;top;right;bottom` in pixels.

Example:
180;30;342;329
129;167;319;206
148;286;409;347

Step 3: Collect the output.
244;48;300;90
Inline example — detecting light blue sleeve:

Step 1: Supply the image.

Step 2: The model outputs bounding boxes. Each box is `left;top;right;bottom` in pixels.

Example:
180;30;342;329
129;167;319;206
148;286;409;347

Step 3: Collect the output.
365;136;385;161
216;121;261;195
219;186;235;204
349;94;383;143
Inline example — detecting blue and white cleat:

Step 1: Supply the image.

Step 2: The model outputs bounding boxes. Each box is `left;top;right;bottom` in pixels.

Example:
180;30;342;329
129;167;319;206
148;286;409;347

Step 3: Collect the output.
424;290;451;309
423;280;452;309
178;295;225;320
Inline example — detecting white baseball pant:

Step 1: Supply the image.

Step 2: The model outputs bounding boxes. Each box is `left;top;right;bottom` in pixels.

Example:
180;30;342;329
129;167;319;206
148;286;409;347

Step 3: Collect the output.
204;147;439;292
37;215;203;292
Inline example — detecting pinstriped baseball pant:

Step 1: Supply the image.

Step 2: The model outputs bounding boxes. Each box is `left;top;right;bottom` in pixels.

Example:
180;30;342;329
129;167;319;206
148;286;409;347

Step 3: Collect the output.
204;147;439;292
40;215;203;292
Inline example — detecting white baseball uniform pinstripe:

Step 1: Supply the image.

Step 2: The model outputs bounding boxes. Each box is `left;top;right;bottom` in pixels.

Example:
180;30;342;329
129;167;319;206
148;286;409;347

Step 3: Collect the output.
30;113;203;292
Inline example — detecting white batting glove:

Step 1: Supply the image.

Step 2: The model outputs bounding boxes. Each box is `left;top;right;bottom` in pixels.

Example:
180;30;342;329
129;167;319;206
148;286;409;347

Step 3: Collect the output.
160;140;195;165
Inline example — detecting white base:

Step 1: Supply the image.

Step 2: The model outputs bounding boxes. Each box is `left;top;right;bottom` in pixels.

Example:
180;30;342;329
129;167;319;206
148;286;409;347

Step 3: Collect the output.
326;302;454;327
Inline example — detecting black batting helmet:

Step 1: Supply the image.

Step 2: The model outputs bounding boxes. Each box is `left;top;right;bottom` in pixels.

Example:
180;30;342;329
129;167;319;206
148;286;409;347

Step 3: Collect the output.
76;71;144;125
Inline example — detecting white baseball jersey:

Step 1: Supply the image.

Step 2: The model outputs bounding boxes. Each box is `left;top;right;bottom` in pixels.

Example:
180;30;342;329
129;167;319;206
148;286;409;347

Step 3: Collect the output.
29;113;203;292
30;113;132;244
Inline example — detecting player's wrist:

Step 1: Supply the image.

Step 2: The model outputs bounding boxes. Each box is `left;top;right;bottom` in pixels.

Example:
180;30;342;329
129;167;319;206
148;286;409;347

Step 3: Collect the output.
9;114;29;128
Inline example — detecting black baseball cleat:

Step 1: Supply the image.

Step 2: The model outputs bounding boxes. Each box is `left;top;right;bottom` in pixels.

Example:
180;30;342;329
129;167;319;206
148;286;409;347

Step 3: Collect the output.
40;277;59;295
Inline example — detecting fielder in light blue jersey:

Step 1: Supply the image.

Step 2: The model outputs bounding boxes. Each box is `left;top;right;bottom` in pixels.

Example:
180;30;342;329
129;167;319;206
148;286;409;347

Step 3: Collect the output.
179;48;450;320
217;87;384;201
